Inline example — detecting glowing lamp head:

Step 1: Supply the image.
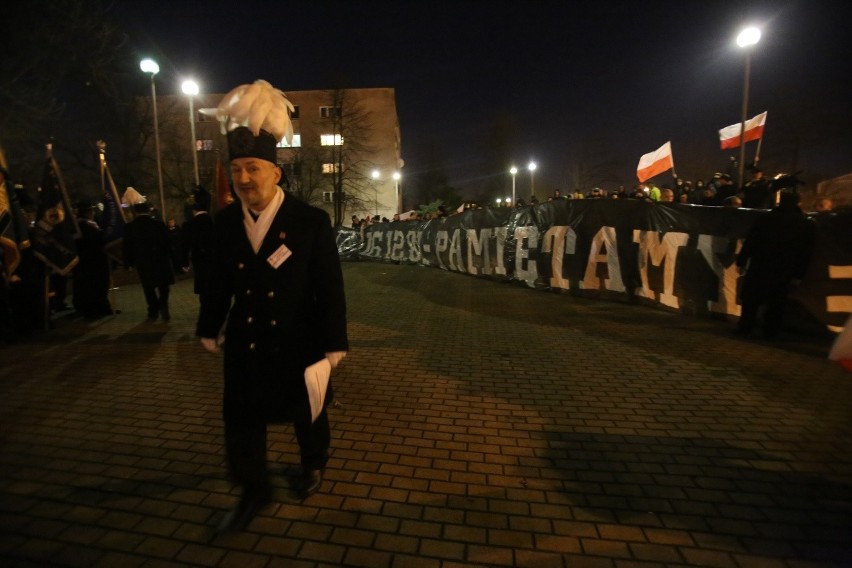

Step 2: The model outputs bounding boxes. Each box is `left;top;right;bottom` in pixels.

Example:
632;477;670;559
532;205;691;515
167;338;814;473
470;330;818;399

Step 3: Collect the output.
140;58;159;75
181;80;199;96
736;26;761;48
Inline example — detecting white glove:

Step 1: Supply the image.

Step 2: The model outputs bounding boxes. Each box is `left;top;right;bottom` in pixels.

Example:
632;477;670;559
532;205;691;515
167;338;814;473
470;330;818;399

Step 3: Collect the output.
325;351;347;369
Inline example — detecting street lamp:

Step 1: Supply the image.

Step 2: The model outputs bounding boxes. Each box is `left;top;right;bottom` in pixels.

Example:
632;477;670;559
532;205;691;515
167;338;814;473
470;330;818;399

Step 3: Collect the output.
371;169;380;215
736;25;761;188
509;166;518;205
505;197;512;208
496;198;502;207
392;171;401;213
528;161;537;201
181;79;200;186
140;58;166;220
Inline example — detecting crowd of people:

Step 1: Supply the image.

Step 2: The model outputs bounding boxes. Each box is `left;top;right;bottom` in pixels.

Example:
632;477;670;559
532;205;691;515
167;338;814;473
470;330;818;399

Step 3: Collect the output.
347;167;835;229
0;182;219;343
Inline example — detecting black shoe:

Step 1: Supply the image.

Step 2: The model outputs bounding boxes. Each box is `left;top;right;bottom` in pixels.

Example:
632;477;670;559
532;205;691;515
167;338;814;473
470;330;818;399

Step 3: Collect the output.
146;312;158;322
216;491;272;534
161;311;171;322
291;469;323;500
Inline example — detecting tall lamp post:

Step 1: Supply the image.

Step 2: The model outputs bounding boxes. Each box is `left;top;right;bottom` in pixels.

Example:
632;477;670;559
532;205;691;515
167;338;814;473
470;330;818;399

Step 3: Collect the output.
509;166;518;205
140;58;166;220
736;26;761;189
527;161;537;201
181;79;200;187
392;171;401;213
371;169;380;215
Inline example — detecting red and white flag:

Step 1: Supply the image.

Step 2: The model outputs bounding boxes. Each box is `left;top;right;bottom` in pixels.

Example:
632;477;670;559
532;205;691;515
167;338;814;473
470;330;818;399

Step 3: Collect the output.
636;141;673;182
719;111;767;150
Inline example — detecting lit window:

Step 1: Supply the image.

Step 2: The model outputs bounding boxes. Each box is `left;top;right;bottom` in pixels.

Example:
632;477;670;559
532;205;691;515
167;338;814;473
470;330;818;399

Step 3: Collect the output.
276;134;301;148
322;163;340;174
320;106;341;118
320;134;343;146
323;191;345;202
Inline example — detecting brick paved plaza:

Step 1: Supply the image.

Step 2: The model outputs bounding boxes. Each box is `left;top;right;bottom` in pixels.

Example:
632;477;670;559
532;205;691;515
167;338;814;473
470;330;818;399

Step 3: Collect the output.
1;262;850;567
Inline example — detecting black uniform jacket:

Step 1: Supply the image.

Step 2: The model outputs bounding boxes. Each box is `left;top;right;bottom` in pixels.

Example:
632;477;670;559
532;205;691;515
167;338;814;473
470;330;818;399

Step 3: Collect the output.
181;213;216;295
196;192;348;424
123;215;175;287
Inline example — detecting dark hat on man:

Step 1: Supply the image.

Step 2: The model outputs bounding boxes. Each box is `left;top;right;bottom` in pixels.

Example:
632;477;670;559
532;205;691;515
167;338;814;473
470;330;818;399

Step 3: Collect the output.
227;127;278;164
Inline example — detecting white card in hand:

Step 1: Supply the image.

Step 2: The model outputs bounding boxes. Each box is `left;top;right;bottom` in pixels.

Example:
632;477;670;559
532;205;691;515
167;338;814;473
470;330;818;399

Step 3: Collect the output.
304;358;331;423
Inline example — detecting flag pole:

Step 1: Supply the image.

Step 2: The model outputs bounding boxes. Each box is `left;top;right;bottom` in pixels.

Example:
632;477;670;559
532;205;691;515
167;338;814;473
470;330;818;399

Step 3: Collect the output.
99;144;118;316
754;131;764;166
669;142;677;178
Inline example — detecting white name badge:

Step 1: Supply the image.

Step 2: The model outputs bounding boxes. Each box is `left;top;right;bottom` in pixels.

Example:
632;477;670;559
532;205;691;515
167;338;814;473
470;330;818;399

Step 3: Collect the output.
267;244;292;268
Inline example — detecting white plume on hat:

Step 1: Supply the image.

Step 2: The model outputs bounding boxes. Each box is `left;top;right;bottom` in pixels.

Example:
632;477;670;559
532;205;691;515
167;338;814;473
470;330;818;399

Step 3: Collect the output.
122;187;146;205
208;79;295;145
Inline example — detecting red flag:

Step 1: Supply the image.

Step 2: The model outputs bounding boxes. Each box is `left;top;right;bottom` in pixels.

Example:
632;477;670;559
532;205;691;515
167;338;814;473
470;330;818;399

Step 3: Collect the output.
214;159;232;211
636;142;673;182
719;111;767;150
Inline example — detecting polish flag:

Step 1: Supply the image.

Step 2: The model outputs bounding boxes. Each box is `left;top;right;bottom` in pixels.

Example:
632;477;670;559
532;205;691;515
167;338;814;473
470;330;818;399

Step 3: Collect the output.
636;141;673;182
719;111;767;150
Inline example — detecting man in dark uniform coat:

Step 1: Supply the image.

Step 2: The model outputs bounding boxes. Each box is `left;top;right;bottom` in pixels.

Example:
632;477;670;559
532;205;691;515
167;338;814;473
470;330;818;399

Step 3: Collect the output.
196;118;348;533
123;202;174;321
735;191;816;338
181;188;215;312
72;201;113;319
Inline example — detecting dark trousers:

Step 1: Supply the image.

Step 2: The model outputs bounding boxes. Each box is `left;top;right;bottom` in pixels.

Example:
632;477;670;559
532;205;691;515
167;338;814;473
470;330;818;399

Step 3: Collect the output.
224;409;330;495
142;285;170;318
738;274;787;337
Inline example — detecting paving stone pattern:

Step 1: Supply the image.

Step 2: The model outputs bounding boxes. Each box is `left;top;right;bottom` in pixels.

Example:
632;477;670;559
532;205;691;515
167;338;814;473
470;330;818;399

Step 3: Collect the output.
1;262;851;567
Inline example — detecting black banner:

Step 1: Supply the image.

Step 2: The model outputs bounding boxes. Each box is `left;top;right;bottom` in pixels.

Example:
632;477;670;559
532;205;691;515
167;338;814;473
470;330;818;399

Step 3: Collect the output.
338;200;852;334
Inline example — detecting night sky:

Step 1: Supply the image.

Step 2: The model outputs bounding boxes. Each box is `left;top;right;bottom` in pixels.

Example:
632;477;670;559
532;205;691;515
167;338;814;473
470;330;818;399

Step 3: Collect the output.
112;0;852;198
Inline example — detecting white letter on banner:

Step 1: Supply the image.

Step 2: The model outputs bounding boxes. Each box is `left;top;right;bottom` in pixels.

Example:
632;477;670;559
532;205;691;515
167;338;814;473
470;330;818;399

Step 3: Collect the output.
515;225;539;287
494;227;507;275
407;230;422;263
435;231;449;270
448;229;463;272
368;231;384;258
583;226;623;292
542;225;573;290
633;229;689;307
696;234;741;316
389;231;405;261
466;228;490;275
827;265;852;332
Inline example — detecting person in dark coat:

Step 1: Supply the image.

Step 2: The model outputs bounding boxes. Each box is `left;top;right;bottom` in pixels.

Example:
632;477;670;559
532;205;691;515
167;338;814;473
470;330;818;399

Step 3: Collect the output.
741;168;773;209
196;80;348;534
123;201;174;321
72;201;113;319
735;191;816;338
181;188;215;311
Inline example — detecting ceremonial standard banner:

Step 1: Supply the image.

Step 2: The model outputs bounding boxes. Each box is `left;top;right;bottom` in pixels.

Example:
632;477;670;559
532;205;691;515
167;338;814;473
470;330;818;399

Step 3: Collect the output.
342;200;852;334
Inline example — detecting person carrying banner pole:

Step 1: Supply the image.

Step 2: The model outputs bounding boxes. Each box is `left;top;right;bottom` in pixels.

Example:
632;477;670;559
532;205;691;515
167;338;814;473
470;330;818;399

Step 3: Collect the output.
32;142;80;330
